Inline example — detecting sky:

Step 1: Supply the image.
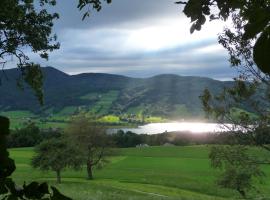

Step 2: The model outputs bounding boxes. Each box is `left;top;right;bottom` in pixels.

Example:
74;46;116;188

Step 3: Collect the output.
27;0;237;80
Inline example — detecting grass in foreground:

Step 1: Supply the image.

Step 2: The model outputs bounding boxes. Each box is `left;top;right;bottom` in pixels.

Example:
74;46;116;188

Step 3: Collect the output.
9;146;270;200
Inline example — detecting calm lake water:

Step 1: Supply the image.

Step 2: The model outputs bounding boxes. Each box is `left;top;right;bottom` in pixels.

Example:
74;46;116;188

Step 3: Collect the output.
109;122;230;135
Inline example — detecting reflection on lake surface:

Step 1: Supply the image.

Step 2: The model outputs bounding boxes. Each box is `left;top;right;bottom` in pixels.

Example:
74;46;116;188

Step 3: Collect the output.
109;122;229;135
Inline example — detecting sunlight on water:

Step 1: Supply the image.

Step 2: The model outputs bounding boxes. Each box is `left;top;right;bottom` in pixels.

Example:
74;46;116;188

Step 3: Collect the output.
110;122;230;135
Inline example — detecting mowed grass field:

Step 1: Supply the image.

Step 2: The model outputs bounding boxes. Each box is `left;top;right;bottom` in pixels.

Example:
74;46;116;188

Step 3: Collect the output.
9;146;270;200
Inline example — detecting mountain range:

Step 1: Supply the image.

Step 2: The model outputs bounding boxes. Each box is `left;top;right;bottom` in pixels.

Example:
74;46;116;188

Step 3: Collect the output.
0;67;233;119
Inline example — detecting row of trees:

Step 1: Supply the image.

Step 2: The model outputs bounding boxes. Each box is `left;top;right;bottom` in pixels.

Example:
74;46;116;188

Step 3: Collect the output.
111;130;239;147
7;124;61;148
8;121;243;149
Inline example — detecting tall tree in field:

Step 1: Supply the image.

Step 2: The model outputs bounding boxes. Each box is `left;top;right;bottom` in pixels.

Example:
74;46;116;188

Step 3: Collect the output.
0;1;111;198
32;137;84;184
67;115;110;180
177;0;270;197
209;145;264;198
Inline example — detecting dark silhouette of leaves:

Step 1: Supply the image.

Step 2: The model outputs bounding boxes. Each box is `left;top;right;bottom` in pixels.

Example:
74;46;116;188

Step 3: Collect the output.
51;187;72;200
253;30;270;74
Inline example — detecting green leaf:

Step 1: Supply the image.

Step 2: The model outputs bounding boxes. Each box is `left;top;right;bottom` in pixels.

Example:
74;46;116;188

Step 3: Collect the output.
6;194;18;200
243;9;270;40
4;179;17;194
183;0;203;21
38;182;50;194
198;15;206;25
4;179;24;198
23;182;49;199
0;183;8;195
21;63;44;105
253;29;270;74
190;23;196;33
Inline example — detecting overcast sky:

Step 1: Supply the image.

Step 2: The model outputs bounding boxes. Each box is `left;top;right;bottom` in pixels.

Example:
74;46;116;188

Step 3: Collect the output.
28;0;237;80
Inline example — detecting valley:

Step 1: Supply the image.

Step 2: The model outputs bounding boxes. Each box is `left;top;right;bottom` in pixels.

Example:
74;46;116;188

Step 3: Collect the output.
0;67;236;129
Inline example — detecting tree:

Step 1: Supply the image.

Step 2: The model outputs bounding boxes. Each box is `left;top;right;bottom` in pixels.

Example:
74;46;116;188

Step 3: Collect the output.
8;123;62;148
209;145;264;198
176;0;270;74
1;0;268;198
0;0;59;102
199;70;270;196
111;130;143;148
0;116;73;199
8;122;41;147
0;0;112;101
0;1;111;198
179;1;270;136
177;1;270;197
176;0;270;150
32;137;84;184
67;115;110;180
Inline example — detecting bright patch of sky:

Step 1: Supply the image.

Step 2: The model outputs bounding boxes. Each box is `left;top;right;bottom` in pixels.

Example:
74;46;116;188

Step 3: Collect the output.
12;0;238;80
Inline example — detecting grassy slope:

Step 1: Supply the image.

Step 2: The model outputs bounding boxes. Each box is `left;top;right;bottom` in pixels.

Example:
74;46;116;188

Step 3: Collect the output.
9;146;270;200
0;110;68;129
88;90;119;115
0;111;37;129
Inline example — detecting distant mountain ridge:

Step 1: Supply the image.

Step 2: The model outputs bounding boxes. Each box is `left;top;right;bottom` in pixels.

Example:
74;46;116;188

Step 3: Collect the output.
0;67;233;118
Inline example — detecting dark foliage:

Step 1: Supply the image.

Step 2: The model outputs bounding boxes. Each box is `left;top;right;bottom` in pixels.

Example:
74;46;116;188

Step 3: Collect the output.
7;124;61;148
110;130;143;148
0;1;113;198
0;0;60;103
109;130;243;148
0;0;112;102
0;116;71;199
176;0;270;74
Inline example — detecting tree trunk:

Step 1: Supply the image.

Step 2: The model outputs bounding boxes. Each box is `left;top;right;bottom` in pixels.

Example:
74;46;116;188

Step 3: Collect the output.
87;161;93;180
237;189;246;199
56;170;61;184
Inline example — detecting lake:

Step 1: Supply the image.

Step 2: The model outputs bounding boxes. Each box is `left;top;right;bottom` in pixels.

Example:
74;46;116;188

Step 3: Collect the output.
108;122;230;135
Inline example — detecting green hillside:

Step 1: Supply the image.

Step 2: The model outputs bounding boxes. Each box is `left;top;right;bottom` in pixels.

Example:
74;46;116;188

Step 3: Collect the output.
0;67;234;127
10;146;270;200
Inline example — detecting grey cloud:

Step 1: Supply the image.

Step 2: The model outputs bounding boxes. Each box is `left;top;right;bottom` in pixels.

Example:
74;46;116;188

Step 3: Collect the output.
53;37;219;60
51;0;182;31
25;0;235;80
39;38;235;80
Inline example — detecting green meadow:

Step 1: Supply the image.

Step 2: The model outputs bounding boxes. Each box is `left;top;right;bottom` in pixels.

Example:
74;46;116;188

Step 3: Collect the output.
9;146;270;200
1;109;167;130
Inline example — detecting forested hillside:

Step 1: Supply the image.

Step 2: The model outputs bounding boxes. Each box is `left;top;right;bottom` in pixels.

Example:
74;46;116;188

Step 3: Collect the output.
0;67;232;119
